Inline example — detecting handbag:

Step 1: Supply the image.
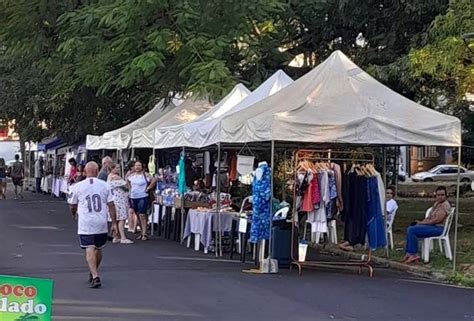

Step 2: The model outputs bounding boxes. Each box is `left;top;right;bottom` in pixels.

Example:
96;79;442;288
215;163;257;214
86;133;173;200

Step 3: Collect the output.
143;173;156;205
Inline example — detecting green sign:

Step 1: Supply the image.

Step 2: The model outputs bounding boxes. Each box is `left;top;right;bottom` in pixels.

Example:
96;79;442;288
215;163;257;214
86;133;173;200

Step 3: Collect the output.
0;275;53;321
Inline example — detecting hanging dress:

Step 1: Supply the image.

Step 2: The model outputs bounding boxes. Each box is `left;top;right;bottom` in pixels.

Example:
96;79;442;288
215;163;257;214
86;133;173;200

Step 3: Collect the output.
308;170;329;233
178;155;186;195
326;170;338;220
302;172;320;212
366;176;387;250
250;163;272;243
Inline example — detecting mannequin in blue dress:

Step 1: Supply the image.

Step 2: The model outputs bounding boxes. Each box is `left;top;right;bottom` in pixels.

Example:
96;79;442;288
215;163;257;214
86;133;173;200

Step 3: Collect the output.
250;161;272;263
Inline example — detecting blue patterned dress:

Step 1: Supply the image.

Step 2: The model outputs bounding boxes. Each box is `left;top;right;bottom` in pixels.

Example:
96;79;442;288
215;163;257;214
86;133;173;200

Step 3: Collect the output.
250;163;272;243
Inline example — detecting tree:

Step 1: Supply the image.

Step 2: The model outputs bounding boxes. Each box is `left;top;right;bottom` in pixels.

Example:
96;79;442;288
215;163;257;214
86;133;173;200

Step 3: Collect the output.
408;0;474;163
0;57;51;142
1;0;287;143
409;0;473;103
54;0;285;104
0;0;465;148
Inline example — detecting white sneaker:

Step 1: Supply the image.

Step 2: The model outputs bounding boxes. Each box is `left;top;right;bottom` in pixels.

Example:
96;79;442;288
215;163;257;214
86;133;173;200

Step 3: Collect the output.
120;239;134;244
112;238;121;244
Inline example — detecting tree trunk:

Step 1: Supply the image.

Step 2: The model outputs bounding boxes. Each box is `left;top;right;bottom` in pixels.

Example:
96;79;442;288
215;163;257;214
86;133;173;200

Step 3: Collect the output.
19;137;28;183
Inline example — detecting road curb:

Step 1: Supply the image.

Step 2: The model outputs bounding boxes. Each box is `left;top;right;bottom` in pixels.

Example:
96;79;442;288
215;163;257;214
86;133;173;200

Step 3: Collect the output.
324;246;449;282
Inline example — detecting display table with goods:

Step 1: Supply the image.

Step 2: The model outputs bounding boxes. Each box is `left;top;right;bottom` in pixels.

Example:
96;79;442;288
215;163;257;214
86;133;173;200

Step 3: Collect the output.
151;183;178;238
152;184;216;240
183;207;237;254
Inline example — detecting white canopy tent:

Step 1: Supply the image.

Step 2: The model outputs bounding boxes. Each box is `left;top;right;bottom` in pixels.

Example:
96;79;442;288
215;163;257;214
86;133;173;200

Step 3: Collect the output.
215;50;461;271
153;70;294;149
131;96;217;148
86;98;184;150
218;50;461;147
132;84;250;148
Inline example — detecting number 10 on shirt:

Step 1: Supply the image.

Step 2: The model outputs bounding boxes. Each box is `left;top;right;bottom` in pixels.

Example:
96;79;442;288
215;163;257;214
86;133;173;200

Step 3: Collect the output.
85;194;102;212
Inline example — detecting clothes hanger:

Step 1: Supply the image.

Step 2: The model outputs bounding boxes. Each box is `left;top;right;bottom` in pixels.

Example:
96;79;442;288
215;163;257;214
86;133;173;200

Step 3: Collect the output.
297;161;306;172
367;163;377;176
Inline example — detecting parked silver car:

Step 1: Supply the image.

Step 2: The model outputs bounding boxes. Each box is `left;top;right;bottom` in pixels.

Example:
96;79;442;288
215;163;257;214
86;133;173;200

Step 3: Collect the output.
412;165;474;183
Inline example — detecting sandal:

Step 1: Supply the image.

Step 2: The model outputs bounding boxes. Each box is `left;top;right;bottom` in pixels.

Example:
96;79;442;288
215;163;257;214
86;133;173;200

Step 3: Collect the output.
141;235;149;241
400;255;410;263
136;235;143;240
405;255;420;264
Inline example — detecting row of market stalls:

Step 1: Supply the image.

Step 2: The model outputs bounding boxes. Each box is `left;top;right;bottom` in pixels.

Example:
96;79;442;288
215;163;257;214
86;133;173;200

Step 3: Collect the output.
24;137;87;196
82;51;462;274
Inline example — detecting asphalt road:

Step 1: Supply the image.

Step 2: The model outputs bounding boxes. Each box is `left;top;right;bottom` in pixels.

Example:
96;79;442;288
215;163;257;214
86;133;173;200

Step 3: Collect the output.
0;190;473;321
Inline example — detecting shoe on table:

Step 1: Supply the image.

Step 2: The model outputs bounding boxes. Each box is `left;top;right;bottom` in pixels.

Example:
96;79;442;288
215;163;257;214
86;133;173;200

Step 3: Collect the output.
120;239;134;244
90;277;102;288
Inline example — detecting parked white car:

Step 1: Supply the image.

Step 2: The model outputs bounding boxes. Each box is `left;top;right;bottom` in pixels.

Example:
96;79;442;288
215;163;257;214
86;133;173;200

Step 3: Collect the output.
412;165;474;183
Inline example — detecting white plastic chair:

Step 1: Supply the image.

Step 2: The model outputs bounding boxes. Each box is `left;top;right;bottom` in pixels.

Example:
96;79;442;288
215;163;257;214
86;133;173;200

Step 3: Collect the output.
236;196;252;254
239;196;253;214
421;207;455;263
273;207;289;220
303;220;337;244
387;206;398;250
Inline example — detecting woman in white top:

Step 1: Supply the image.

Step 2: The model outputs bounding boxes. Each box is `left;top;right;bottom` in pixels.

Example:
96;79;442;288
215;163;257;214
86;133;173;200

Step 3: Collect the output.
127;161;155;241
108;163;133;244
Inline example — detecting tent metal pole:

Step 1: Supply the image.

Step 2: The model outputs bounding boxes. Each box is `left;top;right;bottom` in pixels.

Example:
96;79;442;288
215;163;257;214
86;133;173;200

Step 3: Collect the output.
452;146;462;274
150;129;157;237
180;146;185;243
131;148;135;161
119;149;125;177
51;152;57;198
395;147;399;199
382;147;389;258
27;143;31;190
216;143;222;257
268;141;275;260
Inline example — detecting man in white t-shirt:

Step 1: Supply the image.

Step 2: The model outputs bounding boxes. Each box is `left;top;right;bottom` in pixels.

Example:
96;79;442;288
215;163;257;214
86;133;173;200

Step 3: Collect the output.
69;161;117;288
386;186;398;225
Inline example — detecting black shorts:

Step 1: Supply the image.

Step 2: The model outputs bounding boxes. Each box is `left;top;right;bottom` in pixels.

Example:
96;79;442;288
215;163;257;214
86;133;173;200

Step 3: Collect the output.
12;177;23;186
79;233;108;249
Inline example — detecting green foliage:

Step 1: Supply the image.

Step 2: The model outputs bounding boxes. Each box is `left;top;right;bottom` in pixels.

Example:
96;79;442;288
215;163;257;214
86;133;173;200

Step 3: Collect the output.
450;272;474;287
408;0;474;163
0;57;51;142
409;0;474;101
1;0;471;149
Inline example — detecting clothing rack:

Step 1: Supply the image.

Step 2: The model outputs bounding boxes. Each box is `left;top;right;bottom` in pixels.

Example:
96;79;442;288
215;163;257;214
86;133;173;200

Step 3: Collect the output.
290;149;376;277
